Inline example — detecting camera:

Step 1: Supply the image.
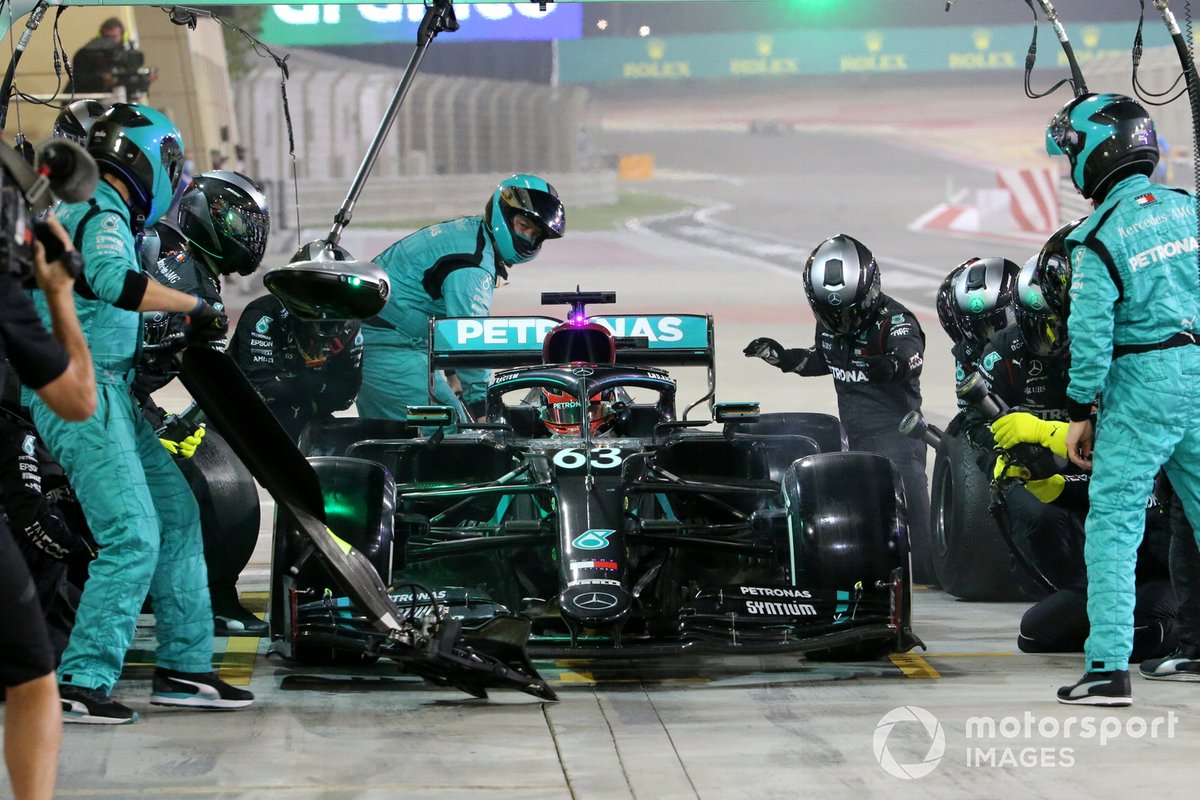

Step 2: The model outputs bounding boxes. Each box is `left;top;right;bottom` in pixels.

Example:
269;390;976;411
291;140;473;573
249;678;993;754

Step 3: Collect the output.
110;48;154;100
956;371;1065;480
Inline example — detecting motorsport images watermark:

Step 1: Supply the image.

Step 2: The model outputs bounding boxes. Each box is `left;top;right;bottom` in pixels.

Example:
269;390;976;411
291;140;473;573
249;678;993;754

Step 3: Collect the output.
873;706;1180;778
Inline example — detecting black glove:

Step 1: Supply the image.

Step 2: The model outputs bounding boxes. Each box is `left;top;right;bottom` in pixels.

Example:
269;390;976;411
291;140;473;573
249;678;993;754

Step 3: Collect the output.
744;337;783;366
860;354;899;381
183;299;228;346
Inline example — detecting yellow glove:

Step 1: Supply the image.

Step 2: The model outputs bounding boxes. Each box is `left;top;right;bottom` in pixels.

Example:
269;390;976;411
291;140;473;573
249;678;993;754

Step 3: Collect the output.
992;452;1031;482
1025;474;1065;503
990;411;1068;457
160;423;206;459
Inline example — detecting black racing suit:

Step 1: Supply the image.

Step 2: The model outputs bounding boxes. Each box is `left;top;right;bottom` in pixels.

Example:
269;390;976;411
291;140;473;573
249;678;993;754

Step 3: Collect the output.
134;249;224;409
230;294;364;441
779;295;930;577
0;271;73;687
0;411;94;661
970;331;1176;658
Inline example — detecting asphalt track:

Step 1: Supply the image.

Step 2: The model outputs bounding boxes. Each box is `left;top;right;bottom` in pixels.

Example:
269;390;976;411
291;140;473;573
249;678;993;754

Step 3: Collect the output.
19;78;1200;798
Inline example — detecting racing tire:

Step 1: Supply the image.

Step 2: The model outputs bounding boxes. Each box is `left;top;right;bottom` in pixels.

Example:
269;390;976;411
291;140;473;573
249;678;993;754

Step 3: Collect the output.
176;428;260;588
784;452;908;661
929;428;1029;601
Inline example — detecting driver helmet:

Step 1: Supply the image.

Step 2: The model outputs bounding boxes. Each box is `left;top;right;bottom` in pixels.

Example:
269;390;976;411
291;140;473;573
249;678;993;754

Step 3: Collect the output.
177;170;270;277
802;234;884;335
1015;217;1085;357
1046;93;1158;200
53;99;109;145
949;257;1020;348
542;319;616;365
540;388;616;436
87;103;184;226
483;174;565;265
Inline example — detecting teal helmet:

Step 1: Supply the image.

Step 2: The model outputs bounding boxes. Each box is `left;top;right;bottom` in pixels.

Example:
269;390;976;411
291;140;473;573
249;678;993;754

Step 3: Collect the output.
483;174;565;265
87;103;184;225
1046;93;1158;200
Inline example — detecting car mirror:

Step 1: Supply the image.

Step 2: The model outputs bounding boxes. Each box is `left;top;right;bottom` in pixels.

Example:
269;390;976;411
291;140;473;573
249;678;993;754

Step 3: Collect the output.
714;402;760;424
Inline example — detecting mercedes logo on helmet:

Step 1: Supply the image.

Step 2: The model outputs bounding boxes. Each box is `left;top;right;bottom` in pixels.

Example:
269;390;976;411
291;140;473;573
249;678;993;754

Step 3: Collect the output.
827;292;843;306
572;592;618;611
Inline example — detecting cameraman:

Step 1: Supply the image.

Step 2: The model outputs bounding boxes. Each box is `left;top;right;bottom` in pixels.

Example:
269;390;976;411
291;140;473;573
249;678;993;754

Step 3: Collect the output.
70;18;125;94
0;211;95;800
70;18;153;100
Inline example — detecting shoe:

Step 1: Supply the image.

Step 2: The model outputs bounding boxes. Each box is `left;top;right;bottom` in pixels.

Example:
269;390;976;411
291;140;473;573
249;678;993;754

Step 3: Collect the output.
60;685;139;725
1057;670;1132;706
1140;645;1200;682
150;668;254;710
213;611;268;637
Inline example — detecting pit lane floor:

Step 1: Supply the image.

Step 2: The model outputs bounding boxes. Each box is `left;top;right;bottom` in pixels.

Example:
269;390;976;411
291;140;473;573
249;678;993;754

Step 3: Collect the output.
31;587;1198;799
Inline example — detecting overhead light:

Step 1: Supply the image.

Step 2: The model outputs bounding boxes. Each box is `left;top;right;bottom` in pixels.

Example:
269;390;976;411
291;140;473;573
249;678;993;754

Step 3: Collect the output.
638;25;651;37
596;18;608;30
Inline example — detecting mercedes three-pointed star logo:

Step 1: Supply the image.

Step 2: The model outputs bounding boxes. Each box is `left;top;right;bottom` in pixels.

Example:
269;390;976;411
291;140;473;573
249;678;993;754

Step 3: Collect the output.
573;592;619;611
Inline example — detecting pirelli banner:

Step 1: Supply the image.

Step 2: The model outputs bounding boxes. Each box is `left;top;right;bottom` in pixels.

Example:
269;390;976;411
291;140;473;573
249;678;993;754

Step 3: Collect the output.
557;22;1172;83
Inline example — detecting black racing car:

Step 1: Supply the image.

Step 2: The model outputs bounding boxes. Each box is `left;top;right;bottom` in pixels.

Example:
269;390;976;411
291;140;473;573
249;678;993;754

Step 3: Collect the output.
268;291;922;667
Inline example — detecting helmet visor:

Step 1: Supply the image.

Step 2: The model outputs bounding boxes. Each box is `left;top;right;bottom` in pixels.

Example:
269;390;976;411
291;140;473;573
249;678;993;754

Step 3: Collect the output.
501;187;565;239
212;194;269;265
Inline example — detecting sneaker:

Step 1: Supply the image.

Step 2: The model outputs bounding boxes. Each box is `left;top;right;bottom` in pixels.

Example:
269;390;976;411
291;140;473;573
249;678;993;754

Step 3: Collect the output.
149;668;254;710
213;612;268;638
1057;670;1132;706
1140;646;1200;682
60;685;139;725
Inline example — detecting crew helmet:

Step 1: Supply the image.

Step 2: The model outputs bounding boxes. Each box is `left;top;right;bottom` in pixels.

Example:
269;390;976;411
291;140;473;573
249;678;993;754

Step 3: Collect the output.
1046;93;1159;200
86;103;184;225
483;173;565;265
53;99;109;145
1015;218;1086;357
802;234;884;335
936;264;968;344
949;257;1020;348
177;171;270;277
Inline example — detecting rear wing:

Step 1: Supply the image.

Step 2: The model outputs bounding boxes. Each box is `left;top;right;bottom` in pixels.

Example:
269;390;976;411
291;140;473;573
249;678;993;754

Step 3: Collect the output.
429;314;716;417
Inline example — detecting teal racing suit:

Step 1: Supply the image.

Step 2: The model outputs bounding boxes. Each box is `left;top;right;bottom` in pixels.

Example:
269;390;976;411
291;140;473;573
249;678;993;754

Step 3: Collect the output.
1065;173;1200;672
357;216;500;420
24;181;212;691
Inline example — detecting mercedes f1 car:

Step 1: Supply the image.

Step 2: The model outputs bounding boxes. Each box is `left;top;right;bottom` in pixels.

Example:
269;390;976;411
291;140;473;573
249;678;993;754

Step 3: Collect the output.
268;291;922;672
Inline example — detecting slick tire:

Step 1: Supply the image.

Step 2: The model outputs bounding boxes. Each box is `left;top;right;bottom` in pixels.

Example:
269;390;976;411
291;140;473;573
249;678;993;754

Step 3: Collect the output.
929;429;1029;601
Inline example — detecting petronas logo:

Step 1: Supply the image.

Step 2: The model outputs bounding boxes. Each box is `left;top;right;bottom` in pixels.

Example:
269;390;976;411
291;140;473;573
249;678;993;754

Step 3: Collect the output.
572;529;615;550
256;317;271;334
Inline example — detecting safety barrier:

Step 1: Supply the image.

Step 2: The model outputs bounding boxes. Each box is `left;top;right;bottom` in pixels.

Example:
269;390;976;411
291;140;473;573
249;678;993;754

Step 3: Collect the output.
232;53;612;230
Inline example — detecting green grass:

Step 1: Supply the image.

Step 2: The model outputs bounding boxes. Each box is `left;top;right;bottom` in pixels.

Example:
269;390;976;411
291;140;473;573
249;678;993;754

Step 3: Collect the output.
376;192;698;232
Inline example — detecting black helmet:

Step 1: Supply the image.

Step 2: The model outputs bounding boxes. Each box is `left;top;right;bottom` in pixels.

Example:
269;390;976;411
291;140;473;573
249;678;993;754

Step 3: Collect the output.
1046;93;1158;200
177;171;270;277
949;257;1019;348
53;99;109;145
1015;218;1086;357
802;234;883;335
936;264;968;345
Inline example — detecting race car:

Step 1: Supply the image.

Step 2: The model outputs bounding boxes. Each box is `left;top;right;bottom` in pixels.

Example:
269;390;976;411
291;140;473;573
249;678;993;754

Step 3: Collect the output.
269;291;921;667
